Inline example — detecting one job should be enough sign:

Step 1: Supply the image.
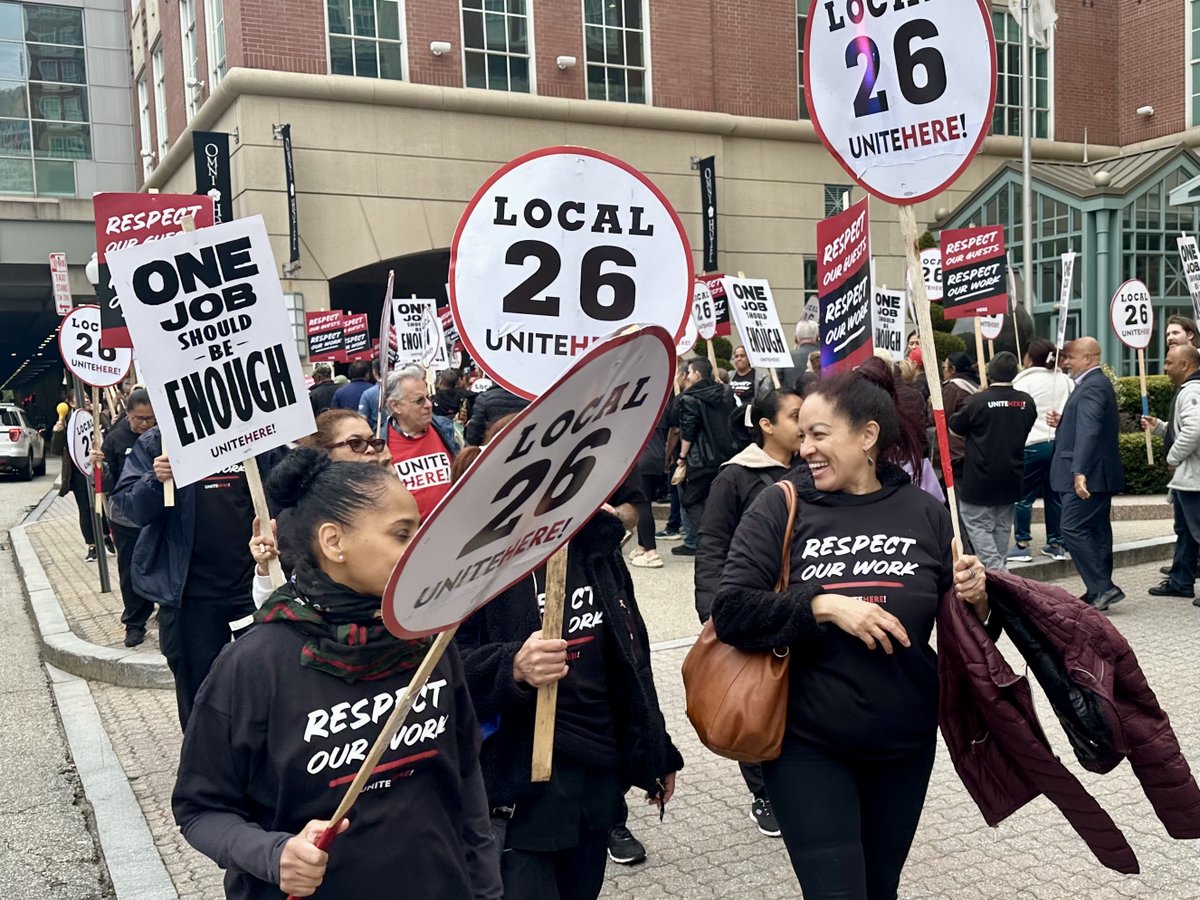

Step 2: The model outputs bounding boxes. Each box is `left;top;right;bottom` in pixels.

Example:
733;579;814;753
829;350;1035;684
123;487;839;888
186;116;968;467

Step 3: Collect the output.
106;216;315;487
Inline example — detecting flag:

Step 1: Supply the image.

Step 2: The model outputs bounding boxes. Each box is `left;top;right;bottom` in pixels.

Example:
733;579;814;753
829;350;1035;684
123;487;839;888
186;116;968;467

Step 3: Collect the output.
1008;0;1057;48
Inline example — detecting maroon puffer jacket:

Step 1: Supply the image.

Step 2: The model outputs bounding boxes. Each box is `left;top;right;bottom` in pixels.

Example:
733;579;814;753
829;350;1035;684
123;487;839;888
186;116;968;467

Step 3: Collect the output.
938;570;1200;874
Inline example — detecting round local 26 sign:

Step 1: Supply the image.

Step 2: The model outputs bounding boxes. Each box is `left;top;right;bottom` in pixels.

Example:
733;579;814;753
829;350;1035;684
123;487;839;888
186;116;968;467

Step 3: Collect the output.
450;146;693;400
804;0;997;204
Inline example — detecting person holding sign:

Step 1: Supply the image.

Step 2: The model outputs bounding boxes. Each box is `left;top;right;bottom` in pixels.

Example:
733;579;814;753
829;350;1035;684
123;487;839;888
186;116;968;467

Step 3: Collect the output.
112;428;285;728
383;369;461;519
454;424;683;900
671;358;736;557
173;450;502;900
712;361;989;900
1047;338;1126;612
52;395;111;563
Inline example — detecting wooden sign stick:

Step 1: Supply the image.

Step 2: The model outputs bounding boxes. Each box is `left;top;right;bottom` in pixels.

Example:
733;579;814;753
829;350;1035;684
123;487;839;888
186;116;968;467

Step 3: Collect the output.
91;385;105;508
284;627;458;900
988;339;995;362
531;544;569;782
1137;348;1154;465
243;458;285;587
899;204;962;543
974;319;988;388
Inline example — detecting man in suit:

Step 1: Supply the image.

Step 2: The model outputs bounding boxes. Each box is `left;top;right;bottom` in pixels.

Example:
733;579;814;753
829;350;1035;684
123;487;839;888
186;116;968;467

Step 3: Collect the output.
1047;337;1125;611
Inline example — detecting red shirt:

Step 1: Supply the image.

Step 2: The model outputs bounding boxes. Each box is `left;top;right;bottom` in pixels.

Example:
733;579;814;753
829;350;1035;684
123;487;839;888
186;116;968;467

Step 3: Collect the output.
387;425;453;518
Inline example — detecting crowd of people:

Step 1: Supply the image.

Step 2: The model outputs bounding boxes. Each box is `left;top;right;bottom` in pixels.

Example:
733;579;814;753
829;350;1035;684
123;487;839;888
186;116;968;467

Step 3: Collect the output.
50;308;1199;900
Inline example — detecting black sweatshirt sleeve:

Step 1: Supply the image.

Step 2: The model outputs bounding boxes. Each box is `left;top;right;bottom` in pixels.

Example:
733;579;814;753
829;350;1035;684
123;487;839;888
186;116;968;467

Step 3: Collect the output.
450;651;503;900
693;469;740;623
172;680;291;886
712;484;827;653
455;592;535;722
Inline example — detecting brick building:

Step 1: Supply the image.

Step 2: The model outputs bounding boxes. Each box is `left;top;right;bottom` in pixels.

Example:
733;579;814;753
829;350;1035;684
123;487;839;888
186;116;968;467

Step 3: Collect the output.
4;0;1195;400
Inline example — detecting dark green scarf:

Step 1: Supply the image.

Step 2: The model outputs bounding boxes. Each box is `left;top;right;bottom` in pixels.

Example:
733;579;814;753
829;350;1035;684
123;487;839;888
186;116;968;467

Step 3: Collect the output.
254;560;430;683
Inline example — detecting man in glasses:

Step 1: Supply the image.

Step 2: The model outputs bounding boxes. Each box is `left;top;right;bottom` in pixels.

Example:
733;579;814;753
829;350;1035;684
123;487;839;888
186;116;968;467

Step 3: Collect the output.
96;388;158;647
385;369;461;518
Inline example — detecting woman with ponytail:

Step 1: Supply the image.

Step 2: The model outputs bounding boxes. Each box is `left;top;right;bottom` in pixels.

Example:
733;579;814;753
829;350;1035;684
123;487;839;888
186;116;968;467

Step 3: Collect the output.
173;448;501;900
712;361;989;900
694;386;809;837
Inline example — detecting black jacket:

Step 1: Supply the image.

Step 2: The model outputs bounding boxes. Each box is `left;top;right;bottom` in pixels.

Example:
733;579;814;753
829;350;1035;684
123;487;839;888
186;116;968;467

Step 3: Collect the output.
455;511;684;807
694;445;808;621
308;380;338;416
674;379;735;472
464;386;529;446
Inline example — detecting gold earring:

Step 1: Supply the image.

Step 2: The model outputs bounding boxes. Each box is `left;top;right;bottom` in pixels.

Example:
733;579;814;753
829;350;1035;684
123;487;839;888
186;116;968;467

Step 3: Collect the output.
865;449;875;466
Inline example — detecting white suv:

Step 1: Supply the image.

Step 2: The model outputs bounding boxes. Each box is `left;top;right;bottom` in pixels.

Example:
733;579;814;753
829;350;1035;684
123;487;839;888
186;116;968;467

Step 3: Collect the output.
0;405;46;481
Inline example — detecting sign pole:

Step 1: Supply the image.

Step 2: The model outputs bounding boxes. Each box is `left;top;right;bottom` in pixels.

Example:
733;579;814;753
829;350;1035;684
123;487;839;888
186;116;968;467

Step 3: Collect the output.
243;459;285;587
161;218;202;509
89;383;112;594
900;204;962;543
285;627;458;900
988;339;995;361
531;545;568;782
974;319;988;388
376;271;394;437
1007;254;1022;366
1138;348;1154;465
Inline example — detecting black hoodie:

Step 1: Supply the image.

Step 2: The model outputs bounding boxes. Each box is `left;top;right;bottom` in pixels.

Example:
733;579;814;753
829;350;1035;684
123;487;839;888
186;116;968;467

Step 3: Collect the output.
713;464;955;759
172;628;501;900
674;378;736;472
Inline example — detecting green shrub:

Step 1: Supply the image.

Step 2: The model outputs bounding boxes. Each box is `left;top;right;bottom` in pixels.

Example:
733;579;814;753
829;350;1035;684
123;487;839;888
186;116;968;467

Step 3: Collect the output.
928;302;951;333
716;357;731;372
1118;433;1171;494
1115;375;1173;422
918;231;937;251
930;331;965;366
694;336;733;362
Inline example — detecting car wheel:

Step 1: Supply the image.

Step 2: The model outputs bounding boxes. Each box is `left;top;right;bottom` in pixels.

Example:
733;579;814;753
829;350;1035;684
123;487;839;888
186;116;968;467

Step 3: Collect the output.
19;450;33;481
33;448;46;477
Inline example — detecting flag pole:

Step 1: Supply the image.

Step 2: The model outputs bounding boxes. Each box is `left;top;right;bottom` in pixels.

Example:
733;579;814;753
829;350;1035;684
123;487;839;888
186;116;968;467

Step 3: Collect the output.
1021;0;1034;319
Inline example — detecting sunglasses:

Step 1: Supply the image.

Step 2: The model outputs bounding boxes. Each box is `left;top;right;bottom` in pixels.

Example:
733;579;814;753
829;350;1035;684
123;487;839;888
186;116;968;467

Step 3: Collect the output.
329;436;387;454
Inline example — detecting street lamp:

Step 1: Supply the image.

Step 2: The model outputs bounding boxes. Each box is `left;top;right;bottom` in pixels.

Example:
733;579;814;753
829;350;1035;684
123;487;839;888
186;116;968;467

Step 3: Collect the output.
84;251;99;290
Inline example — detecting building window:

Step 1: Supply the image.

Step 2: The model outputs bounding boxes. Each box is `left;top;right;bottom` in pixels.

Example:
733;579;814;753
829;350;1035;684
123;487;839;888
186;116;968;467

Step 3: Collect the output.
823;184;852;218
582;0;647;104
992;10;1049;138
462;0;530;93
152;42;168;158
327;0;405;80
136;73;152;177
205;0;226;89
0;1;89;197
179;0;202;120
1190;1;1200;126
796;0;807;119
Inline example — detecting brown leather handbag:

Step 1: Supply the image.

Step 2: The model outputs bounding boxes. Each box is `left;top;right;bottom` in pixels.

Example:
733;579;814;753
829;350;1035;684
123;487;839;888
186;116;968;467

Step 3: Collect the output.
682;480;798;763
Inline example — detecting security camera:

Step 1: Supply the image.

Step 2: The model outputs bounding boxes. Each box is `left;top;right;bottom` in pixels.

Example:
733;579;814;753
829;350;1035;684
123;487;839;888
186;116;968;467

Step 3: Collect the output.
556;55;577;70
430;41;452;56
1136;105;1155;118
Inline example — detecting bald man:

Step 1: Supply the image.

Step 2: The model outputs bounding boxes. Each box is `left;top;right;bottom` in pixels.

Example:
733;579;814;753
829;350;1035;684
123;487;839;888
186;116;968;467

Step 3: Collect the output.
1143;344;1200;604
1047;337;1126;610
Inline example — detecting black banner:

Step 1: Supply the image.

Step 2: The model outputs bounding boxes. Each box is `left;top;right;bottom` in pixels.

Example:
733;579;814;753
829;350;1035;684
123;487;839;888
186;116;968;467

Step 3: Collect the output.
192;131;233;224
699;156;718;273
281;124;299;264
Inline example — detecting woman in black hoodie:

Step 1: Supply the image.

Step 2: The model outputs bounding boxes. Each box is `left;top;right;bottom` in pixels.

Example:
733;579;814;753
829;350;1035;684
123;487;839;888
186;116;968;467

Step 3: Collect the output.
695;386;807;837
172;449;501;900
713;360;989;900
454;434;683;900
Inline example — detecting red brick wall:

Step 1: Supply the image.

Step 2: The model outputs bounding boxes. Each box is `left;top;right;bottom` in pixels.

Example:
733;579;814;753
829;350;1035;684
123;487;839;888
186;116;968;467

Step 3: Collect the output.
155;0;189;151
1117;0;1186;144
237;0;327;75
406;0;464;87
710;0;797;120
1053;0;1118;145
531;0;583;100
648;0;714;112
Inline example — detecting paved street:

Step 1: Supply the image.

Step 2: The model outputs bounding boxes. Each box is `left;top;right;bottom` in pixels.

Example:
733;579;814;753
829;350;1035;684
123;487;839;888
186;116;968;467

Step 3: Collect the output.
16;486;1197;899
0;459;111;900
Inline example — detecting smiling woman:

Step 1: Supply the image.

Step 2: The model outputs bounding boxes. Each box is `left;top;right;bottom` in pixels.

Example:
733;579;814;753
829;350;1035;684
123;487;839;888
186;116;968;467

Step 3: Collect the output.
712;359;989;900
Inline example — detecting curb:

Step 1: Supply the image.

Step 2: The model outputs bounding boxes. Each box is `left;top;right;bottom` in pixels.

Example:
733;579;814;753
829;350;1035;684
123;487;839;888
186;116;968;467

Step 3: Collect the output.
47;664;179;900
13;496;172;690
1005;535;1175;581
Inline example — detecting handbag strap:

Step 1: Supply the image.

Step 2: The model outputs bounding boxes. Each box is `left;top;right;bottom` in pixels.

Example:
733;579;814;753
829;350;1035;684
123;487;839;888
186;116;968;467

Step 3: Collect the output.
774;480;798;591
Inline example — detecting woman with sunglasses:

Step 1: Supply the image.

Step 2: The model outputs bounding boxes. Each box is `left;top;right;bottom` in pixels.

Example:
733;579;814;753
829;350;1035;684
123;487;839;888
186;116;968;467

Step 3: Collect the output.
248;410;390;607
